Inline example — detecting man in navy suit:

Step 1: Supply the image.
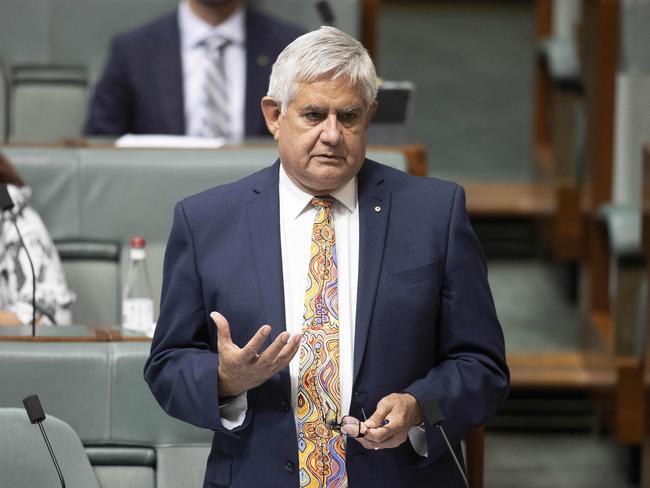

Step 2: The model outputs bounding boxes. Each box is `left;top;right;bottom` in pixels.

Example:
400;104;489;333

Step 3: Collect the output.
145;27;508;487
85;0;303;139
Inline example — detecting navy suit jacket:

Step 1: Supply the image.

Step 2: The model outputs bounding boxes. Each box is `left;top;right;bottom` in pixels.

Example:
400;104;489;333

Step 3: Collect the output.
144;160;509;487
84;9;303;136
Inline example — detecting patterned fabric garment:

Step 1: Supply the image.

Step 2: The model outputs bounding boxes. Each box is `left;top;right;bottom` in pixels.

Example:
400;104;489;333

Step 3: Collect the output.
0;185;75;325
200;35;232;140
298;197;348;488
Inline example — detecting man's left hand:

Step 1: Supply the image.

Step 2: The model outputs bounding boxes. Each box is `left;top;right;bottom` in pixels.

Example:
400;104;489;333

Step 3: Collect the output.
355;393;423;450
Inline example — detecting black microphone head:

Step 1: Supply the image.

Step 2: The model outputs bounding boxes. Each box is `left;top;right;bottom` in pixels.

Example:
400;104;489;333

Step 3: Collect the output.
0;183;15;212
422;399;445;426
23;395;46;424
316;1;335;25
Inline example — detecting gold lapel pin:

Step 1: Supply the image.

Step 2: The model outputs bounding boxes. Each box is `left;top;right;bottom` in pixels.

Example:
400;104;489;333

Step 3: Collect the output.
256;55;269;67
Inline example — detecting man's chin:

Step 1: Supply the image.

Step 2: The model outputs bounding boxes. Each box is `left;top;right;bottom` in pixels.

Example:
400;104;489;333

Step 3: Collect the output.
306;171;355;194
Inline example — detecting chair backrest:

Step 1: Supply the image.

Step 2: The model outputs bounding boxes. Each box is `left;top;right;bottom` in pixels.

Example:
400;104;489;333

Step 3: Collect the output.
0;0;177;76
0;407;100;488
9;66;89;143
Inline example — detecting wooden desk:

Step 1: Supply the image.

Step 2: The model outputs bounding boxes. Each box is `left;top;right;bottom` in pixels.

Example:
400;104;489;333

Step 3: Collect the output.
462;181;555;218
0;325;150;342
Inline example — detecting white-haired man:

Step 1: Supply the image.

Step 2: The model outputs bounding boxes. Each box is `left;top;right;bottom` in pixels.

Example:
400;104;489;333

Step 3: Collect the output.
145;27;508;487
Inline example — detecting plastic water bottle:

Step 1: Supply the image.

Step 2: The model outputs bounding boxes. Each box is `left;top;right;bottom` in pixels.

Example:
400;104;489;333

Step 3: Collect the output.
122;236;155;336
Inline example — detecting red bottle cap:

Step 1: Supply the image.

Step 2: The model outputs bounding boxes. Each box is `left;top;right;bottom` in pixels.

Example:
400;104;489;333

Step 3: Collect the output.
131;236;146;248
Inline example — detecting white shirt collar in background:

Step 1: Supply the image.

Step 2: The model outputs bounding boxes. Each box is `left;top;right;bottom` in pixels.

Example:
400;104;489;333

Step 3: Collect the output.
178;1;246;141
179;1;245;50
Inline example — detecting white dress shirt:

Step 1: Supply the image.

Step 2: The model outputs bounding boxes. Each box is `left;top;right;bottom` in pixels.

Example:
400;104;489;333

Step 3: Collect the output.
220;164;426;455
178;1;246;142
279;165;359;422
219;165;358;429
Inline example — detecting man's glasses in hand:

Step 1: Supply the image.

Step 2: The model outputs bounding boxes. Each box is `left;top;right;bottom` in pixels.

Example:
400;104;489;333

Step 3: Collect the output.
323;411;366;438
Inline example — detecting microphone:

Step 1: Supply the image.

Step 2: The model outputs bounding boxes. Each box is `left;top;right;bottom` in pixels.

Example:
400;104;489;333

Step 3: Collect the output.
22;395;67;488
421;399;469;488
1;183;38;335
315;1;335;26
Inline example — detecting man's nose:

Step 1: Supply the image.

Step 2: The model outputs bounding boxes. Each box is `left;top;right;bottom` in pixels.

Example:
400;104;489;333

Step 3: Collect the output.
320;114;342;145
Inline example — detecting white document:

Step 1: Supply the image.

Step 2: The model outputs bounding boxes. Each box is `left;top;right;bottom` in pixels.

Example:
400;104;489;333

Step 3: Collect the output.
115;134;227;149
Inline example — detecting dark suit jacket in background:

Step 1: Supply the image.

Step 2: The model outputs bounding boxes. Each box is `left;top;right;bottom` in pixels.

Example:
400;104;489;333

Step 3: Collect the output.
84;9;303;136
144;160;509;487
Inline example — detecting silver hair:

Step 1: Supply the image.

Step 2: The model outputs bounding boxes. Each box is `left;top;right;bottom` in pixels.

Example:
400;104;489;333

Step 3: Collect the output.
267;26;377;112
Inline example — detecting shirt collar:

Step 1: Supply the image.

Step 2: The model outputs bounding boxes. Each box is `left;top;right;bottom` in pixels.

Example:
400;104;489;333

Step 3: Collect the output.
178;1;246;51
279;163;358;219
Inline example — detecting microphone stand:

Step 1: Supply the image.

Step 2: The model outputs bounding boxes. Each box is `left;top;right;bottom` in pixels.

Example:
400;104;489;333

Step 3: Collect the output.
420;399;470;488
23;395;66;488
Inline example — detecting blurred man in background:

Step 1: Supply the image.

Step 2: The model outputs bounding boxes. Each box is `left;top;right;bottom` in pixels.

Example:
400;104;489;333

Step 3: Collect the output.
85;0;304;142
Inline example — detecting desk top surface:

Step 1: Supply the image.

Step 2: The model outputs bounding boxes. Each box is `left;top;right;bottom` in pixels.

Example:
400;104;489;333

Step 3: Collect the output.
0;324;151;342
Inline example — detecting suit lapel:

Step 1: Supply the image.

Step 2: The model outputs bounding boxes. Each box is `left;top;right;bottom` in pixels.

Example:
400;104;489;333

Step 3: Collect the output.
246;162;290;396
246;162;285;332
353;161;391;385
151;13;185;134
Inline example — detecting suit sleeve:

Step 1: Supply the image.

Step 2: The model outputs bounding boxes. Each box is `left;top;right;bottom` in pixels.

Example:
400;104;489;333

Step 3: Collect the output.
403;184;509;462
84;37;133;135
143;201;251;434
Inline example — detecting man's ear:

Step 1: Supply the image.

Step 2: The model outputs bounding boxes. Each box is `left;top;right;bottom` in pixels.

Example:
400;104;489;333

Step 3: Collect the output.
365;100;378;128
261;96;282;140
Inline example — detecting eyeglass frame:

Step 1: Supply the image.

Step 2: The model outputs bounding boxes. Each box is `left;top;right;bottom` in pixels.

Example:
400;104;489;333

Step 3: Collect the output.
325;414;366;438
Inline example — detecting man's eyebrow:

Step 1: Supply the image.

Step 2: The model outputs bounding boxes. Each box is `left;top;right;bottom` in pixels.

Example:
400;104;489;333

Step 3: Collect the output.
337;106;363;114
298;105;327;113
297;105;363;114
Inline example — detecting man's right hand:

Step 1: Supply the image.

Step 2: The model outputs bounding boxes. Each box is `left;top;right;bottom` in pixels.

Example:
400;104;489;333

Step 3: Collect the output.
211;311;301;397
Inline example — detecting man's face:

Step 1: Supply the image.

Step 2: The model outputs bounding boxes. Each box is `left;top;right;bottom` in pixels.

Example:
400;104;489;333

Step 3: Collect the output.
262;77;376;194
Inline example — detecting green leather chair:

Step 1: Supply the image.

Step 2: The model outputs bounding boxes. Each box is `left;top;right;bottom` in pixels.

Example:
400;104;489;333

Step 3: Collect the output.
9;66;88;143
0;408;101;488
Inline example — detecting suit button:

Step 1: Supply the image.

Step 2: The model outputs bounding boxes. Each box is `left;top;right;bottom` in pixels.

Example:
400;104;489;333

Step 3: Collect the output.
281;400;290;412
284;461;295;472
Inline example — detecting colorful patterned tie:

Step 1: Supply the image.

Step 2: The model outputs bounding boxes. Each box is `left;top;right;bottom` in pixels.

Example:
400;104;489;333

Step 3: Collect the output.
298;197;348;488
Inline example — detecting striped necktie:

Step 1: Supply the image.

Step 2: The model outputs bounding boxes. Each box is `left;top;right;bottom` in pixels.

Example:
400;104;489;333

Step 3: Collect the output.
298;197;348;488
200;35;231;140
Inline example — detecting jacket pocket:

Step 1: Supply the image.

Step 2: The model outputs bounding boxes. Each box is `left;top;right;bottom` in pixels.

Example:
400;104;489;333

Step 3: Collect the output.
388;260;439;289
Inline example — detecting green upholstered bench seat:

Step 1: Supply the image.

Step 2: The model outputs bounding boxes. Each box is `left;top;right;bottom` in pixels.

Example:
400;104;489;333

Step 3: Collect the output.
0;341;211;488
